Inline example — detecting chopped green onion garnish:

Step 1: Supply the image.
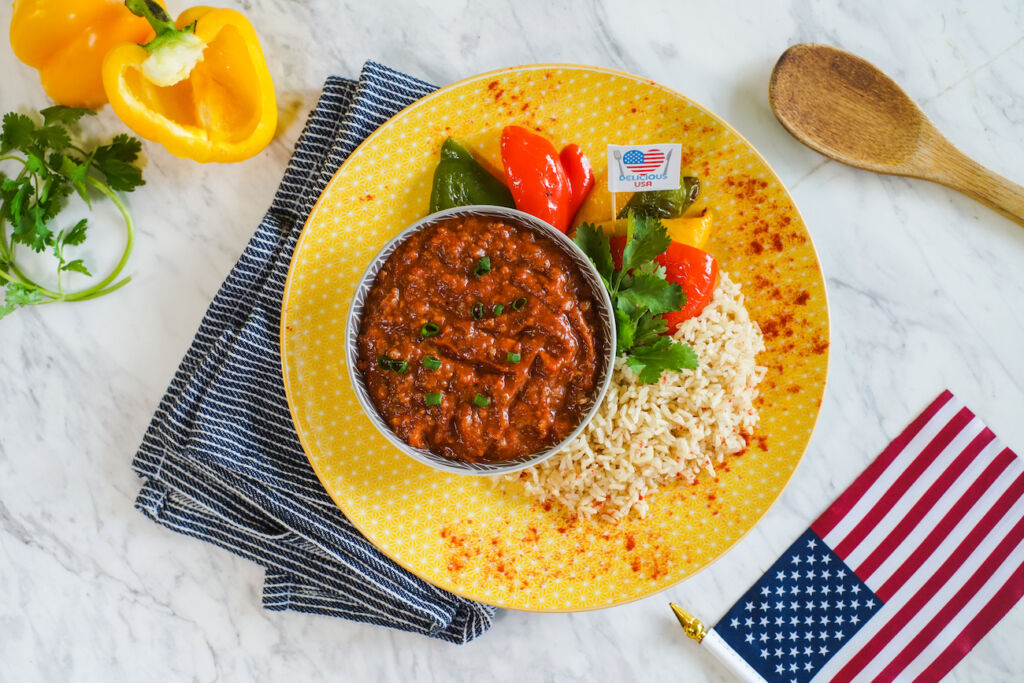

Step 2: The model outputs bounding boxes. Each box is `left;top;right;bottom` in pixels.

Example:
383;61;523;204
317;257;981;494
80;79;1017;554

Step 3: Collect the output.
474;256;491;276
472;301;484;320
506;352;521;363
377;355;408;373
421;322;440;337
425;392;443;406
473;393;490;408
511;296;527;311
422;355;441;371
492;304;504;316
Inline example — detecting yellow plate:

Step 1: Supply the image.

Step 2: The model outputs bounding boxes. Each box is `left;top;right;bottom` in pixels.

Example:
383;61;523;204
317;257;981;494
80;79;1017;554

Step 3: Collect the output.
280;64;829;611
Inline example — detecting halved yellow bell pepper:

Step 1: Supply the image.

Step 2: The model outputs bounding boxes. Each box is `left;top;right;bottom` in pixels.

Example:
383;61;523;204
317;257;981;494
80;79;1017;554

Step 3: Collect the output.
102;1;277;163
594;208;715;249
10;0;159;108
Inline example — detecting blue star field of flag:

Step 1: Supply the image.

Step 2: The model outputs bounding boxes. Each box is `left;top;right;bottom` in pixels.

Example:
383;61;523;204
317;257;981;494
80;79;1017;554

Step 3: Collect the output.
622;149;646;165
715;529;883;682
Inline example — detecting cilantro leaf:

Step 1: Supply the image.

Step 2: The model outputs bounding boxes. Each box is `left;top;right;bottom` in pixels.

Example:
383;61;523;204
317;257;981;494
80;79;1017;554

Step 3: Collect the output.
625;337;698;383
5;282;45;307
35;125;72;151
40;106;95;127
633;312;669;348
91;134;144;191
572;222;614;282
633;260;667;279
1;113;35;153
94;158;144;192
24;153;46;175
614;308;636;354
58;155;92;204
41;180;72;220
62;219;89;246
620;213;671;274
618;273;683;315
15;204;54;252
93;134;143;164
9;183;30;223
61;259;92;276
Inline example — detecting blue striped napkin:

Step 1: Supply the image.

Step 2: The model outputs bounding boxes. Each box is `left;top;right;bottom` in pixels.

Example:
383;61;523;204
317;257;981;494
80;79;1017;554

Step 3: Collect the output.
132;62;496;643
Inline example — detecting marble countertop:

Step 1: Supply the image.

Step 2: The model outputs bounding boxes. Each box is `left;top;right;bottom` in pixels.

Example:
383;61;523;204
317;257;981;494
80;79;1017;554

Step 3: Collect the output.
2;1;1023;680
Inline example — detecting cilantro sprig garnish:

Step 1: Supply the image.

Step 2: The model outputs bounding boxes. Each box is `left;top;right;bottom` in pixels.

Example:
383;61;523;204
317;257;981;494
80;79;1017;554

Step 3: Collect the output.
574;213;698;383
0;106;144;319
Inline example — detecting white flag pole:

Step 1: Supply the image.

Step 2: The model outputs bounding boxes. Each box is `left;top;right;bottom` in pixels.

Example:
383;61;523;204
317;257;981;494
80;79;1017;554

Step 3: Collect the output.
670;604;767;683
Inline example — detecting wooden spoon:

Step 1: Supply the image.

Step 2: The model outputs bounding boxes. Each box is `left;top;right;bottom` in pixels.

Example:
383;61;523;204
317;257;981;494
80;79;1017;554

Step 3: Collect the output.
769;43;1024;227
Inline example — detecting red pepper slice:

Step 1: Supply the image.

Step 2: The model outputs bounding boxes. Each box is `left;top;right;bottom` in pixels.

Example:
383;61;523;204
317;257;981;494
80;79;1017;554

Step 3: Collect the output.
610;236;718;330
500;126;572;232
559;144;594;222
657;242;719;329
610;235;627;271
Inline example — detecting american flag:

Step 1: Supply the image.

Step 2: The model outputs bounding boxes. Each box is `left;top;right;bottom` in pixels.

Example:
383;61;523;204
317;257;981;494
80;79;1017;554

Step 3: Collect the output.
622;147;666;172
704;391;1024;682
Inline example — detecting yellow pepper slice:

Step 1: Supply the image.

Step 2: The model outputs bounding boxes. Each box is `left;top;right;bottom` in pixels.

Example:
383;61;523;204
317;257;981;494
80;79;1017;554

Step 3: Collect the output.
102;2;277;163
9;0;159;108
594;208;714;249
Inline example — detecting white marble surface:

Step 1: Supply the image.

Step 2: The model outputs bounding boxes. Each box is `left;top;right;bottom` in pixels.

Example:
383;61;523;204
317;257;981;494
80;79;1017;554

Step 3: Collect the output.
2;1;1023;681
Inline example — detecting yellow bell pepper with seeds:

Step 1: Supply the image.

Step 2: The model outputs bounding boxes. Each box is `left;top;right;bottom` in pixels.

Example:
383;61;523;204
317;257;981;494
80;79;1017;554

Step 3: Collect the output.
101;1;277;163
594;209;714;249
9;0;160;108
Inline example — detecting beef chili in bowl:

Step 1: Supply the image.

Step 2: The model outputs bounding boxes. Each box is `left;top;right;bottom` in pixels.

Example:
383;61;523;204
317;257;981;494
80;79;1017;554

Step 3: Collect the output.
346;206;615;475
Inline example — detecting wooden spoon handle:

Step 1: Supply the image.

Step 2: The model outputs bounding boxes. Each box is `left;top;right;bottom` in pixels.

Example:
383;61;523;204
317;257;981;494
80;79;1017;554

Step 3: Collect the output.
927;142;1024;227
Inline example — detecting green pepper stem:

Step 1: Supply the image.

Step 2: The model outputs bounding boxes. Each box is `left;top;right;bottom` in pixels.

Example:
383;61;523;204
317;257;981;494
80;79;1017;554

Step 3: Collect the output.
125;0;179;37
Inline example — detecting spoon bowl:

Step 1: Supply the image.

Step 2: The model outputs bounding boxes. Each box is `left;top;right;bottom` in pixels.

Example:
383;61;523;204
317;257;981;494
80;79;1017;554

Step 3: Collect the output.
769;43;1024;227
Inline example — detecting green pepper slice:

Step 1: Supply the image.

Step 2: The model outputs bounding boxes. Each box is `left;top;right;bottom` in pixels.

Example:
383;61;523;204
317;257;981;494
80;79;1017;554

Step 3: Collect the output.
429;138;516;213
616;176;701;219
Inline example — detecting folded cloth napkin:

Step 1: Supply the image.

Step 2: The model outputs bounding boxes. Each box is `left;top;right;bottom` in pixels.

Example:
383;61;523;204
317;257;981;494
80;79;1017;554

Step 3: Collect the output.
132;62;496;644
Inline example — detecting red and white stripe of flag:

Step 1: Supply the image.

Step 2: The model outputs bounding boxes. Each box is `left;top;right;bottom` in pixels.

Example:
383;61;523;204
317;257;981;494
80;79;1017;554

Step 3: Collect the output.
810;390;1024;682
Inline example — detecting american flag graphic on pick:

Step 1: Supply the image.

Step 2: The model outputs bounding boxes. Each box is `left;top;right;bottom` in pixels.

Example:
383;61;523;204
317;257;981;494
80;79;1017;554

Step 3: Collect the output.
622;148;666;172
606;143;681;192
698;391;1024;682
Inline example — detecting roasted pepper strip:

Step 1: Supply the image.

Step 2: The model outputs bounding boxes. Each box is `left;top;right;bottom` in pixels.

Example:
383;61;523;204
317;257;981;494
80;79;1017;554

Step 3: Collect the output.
658;242;718;327
10;0;160;108
101;1;277;163
429;138;515;213
500;126;572;232
609;236;718;328
617;176;701;219
559;144;594;221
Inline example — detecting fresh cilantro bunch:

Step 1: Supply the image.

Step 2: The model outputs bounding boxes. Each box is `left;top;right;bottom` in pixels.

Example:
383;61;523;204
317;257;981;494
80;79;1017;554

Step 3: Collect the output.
573;213;698;383
0;106;144;319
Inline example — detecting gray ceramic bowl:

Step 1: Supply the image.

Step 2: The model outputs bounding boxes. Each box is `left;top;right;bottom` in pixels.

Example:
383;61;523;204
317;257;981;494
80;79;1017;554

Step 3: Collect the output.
345;206;616;476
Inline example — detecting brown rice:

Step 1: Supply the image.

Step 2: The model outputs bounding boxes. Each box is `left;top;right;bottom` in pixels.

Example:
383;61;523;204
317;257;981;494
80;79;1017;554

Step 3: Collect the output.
501;270;766;522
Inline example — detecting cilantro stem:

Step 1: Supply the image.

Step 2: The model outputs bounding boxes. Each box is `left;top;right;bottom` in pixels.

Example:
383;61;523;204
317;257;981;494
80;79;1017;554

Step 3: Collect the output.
0;175;134;305
77;275;132;301
62;176;134;302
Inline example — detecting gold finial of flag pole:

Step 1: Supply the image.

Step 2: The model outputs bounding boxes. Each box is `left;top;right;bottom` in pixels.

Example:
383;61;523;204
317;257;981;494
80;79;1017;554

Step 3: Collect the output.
670;603;707;643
